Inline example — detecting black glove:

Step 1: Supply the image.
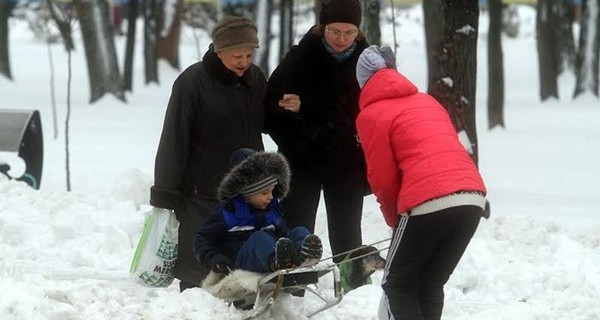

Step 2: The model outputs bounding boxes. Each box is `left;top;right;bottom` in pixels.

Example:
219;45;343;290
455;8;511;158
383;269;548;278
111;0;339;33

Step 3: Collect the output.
209;254;232;274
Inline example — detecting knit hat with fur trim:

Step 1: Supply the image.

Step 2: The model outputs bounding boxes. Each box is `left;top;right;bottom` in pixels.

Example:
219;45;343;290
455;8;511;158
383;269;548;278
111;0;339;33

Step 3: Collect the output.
218;148;290;201
212;16;259;52
319;0;362;27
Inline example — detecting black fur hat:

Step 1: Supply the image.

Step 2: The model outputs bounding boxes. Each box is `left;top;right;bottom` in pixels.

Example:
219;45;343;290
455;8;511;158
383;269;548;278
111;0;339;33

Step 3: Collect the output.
218;148;290;201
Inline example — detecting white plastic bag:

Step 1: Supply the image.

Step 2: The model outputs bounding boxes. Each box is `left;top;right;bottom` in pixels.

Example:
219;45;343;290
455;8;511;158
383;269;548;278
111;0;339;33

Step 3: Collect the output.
130;207;179;287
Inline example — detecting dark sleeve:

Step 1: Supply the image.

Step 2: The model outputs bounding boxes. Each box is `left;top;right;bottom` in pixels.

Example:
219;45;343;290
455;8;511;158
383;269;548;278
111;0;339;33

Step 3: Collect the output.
264;48;313;158
193;205;228;267
150;69;198;210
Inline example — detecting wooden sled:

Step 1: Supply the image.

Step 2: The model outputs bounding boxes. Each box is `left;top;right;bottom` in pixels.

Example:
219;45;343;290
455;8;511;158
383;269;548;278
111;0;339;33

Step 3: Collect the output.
239;264;344;319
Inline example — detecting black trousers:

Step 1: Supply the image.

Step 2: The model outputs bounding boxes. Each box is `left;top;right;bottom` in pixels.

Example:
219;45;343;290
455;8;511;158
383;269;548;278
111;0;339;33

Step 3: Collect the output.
379;206;482;320
174;195;216;290
282;165;365;263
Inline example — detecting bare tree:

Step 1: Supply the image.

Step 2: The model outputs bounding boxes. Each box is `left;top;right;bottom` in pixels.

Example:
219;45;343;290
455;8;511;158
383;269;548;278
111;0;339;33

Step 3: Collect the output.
0;0;12;80
255;0;273;74
424;0;480;165
279;0;294;61
573;0;600;98
144;0;160;84
158;0;184;69
362;0;380;46
123;0;140;91
536;0;560;101
48;0;74;140
73;0;126;103
488;0;504;129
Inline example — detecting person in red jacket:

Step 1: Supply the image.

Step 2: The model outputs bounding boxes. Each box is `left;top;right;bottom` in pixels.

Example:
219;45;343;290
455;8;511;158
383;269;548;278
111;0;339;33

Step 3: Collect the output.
355;45;487;320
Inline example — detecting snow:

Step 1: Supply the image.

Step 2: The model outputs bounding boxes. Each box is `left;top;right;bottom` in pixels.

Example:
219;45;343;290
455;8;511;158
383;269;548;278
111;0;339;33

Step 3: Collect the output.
1;4;599;320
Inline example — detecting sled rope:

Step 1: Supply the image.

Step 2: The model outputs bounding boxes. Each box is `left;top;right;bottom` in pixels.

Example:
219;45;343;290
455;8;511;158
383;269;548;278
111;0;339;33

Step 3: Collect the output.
285;237;391;272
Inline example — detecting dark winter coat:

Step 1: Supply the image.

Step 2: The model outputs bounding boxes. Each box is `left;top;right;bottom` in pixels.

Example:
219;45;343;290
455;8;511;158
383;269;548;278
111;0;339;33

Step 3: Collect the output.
265;26;369;174
194;197;288;270
150;44;267;210
150;44;267;285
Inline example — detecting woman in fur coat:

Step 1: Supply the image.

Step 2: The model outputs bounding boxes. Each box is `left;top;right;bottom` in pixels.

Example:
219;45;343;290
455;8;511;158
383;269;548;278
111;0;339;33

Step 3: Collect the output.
150;17;267;291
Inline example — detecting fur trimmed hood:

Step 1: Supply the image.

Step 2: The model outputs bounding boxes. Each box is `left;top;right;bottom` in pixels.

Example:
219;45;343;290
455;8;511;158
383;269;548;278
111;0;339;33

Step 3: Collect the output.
218;149;291;201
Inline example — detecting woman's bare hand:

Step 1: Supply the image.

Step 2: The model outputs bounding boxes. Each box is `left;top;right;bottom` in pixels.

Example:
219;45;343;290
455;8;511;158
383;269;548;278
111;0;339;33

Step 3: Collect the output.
278;94;301;113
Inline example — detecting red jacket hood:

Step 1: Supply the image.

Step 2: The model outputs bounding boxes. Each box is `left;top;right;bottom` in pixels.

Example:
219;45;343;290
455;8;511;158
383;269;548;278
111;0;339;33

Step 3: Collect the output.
359;69;418;111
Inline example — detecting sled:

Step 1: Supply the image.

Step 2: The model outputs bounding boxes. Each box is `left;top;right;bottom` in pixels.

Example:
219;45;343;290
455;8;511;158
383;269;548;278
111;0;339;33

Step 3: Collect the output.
239;264;344;319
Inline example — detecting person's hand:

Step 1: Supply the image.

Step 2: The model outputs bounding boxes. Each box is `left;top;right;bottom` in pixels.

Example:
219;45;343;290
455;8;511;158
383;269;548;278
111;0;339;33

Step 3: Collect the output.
209;254;232;274
278;94;301;113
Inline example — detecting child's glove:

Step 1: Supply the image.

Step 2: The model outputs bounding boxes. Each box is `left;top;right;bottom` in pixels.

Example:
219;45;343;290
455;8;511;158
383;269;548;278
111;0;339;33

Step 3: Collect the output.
209;254;232;274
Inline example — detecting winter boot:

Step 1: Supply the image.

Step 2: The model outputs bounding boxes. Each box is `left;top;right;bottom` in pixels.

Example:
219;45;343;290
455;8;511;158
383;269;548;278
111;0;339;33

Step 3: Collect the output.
299;234;323;267
273;238;297;270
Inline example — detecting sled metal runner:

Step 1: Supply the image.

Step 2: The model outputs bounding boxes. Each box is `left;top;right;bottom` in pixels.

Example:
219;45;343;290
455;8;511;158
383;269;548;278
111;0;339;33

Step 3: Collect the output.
242;264;344;319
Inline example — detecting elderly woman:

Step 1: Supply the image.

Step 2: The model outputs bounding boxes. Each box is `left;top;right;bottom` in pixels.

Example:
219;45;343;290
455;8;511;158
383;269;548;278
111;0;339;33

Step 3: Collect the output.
265;0;369;267
150;16;267;292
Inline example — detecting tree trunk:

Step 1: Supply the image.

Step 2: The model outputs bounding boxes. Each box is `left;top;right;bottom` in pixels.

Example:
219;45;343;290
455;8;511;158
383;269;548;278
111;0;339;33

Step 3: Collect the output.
158;0;183;69
255;0;273;75
488;0;504;130
279;0;294;62
424;0;480;165
73;0;126;103
423;0;443;91
574;0;600;98
362;0;380;46
123;0;139;91
0;0;12;80
556;0;577;73
144;0;160;84
536;0;560;101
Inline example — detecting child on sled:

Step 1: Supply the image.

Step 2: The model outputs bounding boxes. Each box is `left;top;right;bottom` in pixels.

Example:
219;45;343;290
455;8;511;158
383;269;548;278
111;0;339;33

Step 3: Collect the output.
193;148;323;275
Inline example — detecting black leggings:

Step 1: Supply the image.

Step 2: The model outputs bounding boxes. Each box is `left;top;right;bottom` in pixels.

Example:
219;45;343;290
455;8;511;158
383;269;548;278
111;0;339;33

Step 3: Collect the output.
379;206;482;320
281;165;365;263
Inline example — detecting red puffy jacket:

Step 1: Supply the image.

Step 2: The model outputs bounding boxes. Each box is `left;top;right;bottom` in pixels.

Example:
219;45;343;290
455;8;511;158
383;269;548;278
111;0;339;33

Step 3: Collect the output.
356;69;486;227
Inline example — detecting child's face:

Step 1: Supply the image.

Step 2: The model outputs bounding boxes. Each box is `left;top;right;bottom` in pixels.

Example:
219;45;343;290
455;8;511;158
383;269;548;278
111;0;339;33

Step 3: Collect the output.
245;186;275;210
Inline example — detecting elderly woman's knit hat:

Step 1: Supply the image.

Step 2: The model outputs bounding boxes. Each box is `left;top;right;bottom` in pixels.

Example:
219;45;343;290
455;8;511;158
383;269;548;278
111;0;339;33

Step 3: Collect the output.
212;16;259;52
319;0;362;27
218;148;291;201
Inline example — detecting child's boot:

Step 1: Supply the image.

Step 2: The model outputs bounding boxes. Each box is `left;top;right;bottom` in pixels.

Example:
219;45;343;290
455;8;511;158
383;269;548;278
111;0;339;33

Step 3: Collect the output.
299;234;323;267
273;238;296;270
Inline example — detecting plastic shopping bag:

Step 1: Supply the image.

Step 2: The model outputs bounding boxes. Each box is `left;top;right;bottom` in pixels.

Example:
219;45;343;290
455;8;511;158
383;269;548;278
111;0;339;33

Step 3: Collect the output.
130;207;179;287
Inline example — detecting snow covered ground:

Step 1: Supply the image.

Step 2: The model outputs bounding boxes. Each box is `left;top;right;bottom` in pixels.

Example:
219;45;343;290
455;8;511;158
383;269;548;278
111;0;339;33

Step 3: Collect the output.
1;5;599;320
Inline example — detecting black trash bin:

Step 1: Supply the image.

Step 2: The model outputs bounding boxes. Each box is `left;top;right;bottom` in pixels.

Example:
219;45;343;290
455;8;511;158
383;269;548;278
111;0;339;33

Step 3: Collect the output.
0;109;43;189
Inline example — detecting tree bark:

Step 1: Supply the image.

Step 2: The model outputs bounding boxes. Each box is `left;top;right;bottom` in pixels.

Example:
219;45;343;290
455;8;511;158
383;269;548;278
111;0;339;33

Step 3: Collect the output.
158;0;183;70
0;0;12;80
488;0;504;130
73;0;125;103
123;0;139;91
574;0;600;98
424;0;480;165
362;0;380;46
279;0;294;61
144;0;160;84
255;0;273;75
536;0;560;101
